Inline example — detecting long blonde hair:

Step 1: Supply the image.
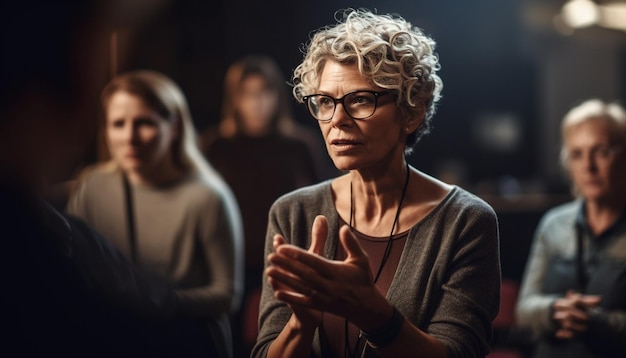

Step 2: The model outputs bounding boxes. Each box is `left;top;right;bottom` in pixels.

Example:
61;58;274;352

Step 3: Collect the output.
100;70;244;310
100;70;224;185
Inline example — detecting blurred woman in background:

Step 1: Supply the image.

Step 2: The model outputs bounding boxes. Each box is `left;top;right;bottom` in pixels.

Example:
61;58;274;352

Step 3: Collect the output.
516;99;626;357
67;70;244;358
201;54;326;356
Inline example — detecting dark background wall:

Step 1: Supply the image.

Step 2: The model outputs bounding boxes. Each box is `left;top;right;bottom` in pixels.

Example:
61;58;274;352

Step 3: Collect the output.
95;0;626;280
119;0;538;180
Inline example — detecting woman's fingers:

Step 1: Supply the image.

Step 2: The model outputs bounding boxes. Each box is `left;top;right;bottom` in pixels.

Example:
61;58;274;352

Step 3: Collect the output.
267;275;314;307
269;246;334;284
309;215;328;255
271;215;335;278
267;260;325;308
272;223;372;282
267;262;315;294
266;218;330;299
273;234;285;249
274;245;338;279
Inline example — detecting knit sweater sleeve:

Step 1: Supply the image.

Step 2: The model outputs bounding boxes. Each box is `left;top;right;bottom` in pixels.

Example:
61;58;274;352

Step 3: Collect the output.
514;214;561;335
174;179;245;318
404;190;501;358
252;182;332;358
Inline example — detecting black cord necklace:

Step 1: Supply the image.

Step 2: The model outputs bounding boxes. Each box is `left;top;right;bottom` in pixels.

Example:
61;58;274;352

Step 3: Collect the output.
344;162;410;358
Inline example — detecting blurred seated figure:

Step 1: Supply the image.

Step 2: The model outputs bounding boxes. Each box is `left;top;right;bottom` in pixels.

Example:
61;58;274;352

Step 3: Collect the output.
516;99;626;358
1;1;229;357
66;70;244;357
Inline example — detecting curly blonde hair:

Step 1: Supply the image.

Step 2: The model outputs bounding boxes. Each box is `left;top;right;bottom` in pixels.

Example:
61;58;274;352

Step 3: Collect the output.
292;8;443;153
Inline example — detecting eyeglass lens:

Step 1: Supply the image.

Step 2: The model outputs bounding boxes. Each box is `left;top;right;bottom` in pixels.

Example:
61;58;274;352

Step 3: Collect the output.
307;91;380;121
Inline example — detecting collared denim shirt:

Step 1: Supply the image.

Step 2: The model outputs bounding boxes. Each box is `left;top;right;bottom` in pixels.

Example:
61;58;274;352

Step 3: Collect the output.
516;199;626;358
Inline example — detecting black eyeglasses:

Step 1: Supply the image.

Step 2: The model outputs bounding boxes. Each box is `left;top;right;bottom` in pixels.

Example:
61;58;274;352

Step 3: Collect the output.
302;90;392;122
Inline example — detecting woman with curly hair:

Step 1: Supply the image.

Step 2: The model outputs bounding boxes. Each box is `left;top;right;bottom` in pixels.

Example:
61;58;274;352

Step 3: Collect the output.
252;8;501;358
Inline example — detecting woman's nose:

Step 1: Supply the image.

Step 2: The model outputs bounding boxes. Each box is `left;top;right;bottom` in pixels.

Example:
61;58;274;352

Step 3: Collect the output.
329;102;354;128
124;123;139;144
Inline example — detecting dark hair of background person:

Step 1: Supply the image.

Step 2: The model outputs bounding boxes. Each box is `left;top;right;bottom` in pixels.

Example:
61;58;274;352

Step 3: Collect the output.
211;53;297;139
201;53;327;358
201;53;338;181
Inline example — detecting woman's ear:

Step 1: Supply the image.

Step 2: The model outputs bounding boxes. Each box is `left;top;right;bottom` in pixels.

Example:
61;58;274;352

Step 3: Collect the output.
404;103;426;134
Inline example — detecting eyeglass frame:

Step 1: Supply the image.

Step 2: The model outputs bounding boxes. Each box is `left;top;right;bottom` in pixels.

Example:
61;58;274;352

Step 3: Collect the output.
564;144;623;164
302;90;392;122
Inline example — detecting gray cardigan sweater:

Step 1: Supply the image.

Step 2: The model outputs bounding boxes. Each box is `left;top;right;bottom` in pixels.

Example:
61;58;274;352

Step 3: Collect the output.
252;181;501;358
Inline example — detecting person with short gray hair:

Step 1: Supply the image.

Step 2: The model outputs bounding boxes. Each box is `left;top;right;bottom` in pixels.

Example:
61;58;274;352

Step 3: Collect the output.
516;98;626;358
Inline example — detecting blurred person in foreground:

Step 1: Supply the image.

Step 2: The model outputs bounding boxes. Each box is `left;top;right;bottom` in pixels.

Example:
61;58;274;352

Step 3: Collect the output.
1;1;223;356
66;70;244;358
252;8;501;358
516;99;626;357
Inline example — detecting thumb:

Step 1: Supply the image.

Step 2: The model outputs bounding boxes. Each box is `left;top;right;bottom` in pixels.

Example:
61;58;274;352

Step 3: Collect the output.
339;224;367;260
309;215;328;255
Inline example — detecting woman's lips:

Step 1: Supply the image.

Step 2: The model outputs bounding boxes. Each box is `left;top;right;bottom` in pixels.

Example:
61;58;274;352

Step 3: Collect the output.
330;139;361;152
123;151;143;162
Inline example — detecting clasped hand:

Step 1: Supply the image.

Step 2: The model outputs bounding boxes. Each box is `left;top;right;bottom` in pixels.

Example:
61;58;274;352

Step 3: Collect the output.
266;215;391;330
552;290;601;339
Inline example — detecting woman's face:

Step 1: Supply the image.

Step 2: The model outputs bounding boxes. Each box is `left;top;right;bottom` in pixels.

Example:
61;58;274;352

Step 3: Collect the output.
105;91;177;178
235;74;279;136
564;118;626;203
315;60;408;172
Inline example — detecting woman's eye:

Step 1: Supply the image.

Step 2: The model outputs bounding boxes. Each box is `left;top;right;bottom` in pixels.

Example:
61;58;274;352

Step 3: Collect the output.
319;97;333;106
351;94;374;105
136;118;158;127
110;119;125;128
